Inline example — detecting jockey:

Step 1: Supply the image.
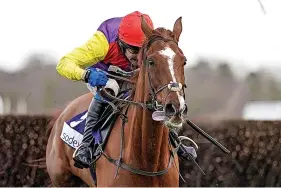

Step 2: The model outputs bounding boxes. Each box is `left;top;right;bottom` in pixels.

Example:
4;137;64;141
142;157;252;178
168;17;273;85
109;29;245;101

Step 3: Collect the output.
56;11;197;169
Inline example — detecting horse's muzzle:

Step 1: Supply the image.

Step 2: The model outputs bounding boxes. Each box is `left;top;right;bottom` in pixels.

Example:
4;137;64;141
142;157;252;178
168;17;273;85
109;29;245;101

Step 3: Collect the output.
164;102;188;129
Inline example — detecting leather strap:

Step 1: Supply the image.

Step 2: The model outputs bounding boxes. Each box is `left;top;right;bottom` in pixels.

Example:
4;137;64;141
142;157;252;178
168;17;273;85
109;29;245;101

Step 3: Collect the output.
101;146;179;177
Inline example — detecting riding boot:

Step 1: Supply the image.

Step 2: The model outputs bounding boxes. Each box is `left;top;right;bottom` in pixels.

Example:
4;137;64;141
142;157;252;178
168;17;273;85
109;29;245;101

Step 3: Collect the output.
73;97;106;169
169;130;197;161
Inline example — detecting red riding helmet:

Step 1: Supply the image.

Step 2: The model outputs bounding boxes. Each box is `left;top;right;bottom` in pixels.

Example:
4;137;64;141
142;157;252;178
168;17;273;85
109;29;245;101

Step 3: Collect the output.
118;11;154;47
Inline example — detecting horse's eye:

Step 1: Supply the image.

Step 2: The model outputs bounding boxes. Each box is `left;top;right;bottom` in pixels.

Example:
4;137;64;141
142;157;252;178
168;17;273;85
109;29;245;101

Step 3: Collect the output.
147;59;154;66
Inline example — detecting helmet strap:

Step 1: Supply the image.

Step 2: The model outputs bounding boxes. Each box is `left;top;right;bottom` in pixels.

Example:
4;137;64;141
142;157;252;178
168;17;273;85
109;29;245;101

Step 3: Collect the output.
118;39;140;53
118;38;126;54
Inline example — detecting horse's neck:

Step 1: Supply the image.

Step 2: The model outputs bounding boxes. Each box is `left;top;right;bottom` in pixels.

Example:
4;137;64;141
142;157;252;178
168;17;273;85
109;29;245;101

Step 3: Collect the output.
125;69;170;170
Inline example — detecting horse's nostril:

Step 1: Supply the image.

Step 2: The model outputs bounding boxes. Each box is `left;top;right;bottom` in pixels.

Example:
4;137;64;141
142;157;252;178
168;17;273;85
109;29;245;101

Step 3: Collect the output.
164;103;177;116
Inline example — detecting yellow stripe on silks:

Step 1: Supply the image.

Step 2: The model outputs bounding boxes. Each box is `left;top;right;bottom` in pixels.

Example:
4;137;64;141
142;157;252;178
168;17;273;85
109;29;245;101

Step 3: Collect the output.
56;31;109;81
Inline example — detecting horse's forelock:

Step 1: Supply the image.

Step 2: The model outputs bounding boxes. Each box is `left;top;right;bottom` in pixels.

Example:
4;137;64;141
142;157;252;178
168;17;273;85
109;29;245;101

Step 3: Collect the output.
138;27;170;67
155;28;175;40
137;27;178;67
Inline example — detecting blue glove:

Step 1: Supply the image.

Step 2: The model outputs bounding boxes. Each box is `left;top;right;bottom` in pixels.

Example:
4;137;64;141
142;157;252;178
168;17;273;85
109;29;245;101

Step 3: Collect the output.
88;68;108;87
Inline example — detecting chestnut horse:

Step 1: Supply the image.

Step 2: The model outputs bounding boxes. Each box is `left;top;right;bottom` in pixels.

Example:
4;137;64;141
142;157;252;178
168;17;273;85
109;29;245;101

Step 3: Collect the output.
46;16;188;187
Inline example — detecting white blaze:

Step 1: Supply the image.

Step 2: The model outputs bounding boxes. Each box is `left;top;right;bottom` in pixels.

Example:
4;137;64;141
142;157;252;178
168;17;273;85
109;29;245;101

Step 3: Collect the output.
159;47;185;110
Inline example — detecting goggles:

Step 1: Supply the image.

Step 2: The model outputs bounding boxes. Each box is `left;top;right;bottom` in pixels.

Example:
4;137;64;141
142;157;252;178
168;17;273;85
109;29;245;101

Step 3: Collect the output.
119;40;140;54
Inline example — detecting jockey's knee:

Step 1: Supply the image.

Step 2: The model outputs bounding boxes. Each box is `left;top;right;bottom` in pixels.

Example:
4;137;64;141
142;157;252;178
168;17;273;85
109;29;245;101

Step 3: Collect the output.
104;78;120;96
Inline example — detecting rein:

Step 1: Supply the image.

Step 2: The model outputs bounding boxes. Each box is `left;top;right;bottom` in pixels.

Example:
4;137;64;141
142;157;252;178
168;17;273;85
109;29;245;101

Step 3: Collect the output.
100;35;185;111
99;107;181;178
94;35;186;180
95;34;230;180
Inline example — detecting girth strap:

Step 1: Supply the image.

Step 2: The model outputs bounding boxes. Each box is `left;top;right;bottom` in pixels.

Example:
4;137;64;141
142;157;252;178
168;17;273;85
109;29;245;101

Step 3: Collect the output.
101;146;179;177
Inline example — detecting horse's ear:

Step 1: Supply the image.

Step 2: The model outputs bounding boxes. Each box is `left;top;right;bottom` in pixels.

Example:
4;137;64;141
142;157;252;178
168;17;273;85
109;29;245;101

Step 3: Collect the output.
173;16;182;42
141;15;153;39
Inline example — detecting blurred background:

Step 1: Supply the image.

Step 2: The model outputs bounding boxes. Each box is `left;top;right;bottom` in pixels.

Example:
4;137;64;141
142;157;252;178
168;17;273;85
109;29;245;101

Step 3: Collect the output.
1;0;281;187
0;0;281;118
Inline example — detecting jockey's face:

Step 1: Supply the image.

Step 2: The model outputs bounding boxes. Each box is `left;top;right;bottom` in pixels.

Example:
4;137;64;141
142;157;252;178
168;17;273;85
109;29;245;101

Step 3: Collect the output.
119;39;140;69
124;48;139;69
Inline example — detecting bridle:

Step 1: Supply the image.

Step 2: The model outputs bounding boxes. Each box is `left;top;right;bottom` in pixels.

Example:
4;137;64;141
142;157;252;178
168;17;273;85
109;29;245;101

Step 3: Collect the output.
93;34;189;182
94;35;230;182
144;35;187;112
99;34;187;112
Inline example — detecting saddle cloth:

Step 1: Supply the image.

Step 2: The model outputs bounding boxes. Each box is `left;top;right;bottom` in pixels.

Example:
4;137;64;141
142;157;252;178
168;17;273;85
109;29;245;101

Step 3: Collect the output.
60;110;88;150
60;89;131;151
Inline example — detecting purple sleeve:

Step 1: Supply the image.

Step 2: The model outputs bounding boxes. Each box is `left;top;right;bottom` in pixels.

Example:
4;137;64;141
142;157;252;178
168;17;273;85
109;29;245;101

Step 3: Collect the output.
97;17;123;43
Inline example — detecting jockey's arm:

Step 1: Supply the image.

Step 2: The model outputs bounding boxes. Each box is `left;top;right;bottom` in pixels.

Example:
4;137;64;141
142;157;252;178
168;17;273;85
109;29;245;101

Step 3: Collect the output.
56;31;109;81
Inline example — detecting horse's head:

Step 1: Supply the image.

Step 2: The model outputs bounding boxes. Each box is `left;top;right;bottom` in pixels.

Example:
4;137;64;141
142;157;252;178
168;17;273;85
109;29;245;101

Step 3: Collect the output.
139;16;188;129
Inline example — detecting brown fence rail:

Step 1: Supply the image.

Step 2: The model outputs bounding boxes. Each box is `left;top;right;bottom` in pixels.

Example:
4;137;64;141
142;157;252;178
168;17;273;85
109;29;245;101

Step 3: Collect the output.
0;115;281;187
